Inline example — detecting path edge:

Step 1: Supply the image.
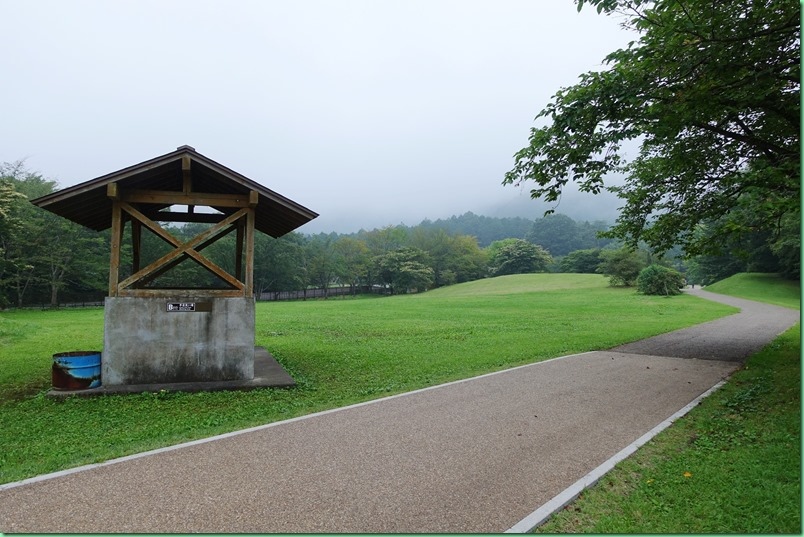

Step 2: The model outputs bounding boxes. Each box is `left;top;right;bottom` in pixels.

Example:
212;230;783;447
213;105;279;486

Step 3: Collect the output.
0;351;595;492
505;379;728;533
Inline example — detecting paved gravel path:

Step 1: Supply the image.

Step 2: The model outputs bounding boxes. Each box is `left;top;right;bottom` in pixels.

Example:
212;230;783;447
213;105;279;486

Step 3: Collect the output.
0;290;798;533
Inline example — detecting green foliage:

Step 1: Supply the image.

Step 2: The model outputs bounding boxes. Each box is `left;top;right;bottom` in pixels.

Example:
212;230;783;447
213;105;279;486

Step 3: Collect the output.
560;248;604;273
333;236;371;292
525;214;612;256
637;264;685;296
359;225;409;256
408;228;487;286
305;234;340;294
373;247;434;294
504;0;799;262
0;162;107;307
767;209;801;279
253;233;307;295
597;247;646;287
417;212;533;247
488;238;552;276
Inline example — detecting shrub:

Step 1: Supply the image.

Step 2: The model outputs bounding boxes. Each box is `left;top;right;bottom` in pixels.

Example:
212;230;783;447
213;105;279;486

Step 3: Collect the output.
637;264;685;296
597;247;646;287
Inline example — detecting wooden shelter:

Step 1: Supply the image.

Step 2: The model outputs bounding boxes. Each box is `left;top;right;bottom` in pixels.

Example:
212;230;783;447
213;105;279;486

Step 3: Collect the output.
33;145;317;298
32;146;317;387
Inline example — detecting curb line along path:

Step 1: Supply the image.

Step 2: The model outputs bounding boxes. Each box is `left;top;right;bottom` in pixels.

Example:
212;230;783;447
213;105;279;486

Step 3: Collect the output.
0;289;798;532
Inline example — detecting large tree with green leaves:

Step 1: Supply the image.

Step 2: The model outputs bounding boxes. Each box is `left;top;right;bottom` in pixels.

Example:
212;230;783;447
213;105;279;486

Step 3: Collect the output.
1;162;108;306
0;177;26;307
504;0;799;261
488;238;553;276
373;247;434;294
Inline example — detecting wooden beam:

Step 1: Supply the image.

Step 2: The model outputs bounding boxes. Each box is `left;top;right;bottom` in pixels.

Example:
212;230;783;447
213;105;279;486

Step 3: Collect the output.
107;182;119;200
118;239;245;293
120;189;254;208
116;206;249;293
121;202;184;248
141;211;227;224
118;288;246;298
135;225;238;287
182;155;192;194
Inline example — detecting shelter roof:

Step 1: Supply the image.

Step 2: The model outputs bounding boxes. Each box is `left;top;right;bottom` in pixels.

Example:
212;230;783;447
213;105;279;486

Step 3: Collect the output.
31;145;318;238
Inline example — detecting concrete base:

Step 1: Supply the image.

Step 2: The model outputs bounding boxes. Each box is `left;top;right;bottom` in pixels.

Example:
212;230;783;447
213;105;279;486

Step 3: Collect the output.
102;296;255;386
47;347;294;398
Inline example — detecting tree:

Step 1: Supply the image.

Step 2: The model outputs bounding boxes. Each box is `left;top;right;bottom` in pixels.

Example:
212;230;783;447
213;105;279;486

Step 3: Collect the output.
489;238;552;276
597;247;646;287
373;247;434;294
252;233;307;297
408;228;488;287
525;214;582;256
1;163;107;307
503;0;799;260
359;225;409;257
333;236;370;294
418;212;534;247
560;248;604;273
683;251;744;287
637;264;685;296
445;234;489;284
304;235;341;297
0;177;26;307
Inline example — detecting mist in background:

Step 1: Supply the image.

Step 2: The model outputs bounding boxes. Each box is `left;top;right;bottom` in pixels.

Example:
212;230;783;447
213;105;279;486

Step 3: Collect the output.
1;0;634;233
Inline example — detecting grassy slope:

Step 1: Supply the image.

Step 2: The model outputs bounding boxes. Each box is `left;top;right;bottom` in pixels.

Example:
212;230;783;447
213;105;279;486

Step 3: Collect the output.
705;272;800;309
536;272;801;533
0;274;737;484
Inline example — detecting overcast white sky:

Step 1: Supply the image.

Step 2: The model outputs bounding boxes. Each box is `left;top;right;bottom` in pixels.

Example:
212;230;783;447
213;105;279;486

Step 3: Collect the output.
2;0;635;233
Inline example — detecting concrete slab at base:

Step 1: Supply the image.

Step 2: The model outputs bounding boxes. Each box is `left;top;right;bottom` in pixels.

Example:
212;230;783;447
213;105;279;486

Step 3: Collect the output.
47;347;293;398
103;296;255;385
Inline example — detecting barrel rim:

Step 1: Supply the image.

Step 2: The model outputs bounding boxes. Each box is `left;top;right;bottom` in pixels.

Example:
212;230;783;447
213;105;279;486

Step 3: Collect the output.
53;351;102;358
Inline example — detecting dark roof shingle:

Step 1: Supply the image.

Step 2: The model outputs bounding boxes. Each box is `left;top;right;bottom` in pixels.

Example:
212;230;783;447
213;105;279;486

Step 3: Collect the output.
31;145;318;238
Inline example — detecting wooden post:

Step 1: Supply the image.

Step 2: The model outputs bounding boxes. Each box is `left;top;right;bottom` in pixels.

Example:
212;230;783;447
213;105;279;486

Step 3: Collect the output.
108;200;123;297
245;191;258;297
245;209;255;297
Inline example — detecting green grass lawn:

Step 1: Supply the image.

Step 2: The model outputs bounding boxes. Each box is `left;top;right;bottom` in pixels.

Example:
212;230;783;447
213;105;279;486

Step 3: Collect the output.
705;272;801;309
536;272;801;534
0;273;737;485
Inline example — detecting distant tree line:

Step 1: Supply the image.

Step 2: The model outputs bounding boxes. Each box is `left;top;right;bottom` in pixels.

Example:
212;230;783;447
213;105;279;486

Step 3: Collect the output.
1;162;797;307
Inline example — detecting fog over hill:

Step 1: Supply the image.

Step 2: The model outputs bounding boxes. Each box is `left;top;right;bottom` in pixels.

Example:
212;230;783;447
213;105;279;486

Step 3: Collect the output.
299;184;622;234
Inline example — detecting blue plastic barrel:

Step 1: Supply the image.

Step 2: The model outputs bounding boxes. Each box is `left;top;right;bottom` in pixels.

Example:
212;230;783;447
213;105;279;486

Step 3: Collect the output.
52;351;102;390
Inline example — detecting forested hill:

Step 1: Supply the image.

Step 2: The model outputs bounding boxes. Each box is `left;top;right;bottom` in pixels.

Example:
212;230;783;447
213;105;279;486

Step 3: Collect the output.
409;211;613;251
329;211;616;252
415;212;533;247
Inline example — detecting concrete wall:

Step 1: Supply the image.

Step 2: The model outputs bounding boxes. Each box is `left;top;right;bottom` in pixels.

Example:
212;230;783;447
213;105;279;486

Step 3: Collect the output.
103;297;255;385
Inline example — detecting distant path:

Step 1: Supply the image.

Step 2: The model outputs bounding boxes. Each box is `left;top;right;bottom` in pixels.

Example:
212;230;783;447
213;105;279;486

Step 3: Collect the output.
0;290;798;533
612;288;799;361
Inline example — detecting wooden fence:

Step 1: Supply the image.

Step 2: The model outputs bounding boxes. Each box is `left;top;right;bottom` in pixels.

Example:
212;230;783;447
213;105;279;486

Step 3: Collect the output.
5;286;390;309
257;285;390;301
